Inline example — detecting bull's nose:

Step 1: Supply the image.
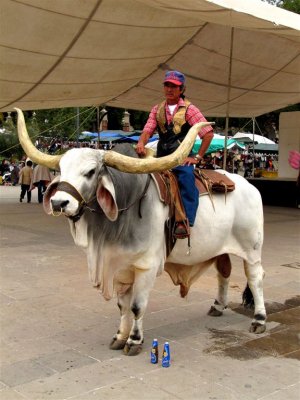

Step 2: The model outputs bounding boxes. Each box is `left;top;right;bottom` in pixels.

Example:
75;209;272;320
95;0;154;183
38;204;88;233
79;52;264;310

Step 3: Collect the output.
51;199;69;212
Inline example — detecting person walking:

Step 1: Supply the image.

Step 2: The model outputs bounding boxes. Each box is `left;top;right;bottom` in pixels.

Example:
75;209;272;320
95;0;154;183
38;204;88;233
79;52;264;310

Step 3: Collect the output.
19;160;33;203
31;164;53;203
136;70;213;236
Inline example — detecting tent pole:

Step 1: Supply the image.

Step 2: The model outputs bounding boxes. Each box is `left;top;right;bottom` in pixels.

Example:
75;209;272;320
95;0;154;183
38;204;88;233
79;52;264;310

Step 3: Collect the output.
222;27;234;170
97;106;100;149
76;107;80;148
252;117;255;177
223;115;229;169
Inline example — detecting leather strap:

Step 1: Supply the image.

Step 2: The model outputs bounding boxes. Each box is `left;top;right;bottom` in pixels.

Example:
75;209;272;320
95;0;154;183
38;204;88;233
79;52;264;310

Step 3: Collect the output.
56;181;86;205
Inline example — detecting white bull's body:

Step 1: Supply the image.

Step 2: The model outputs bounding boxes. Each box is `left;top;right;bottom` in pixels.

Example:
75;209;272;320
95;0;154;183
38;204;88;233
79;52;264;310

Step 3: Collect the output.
44;146;266;356
166;173;264;296
170;172;263;265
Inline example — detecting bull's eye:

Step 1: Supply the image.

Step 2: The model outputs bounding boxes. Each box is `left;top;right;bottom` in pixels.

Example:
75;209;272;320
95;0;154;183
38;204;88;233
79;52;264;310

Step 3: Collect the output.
84;169;96;179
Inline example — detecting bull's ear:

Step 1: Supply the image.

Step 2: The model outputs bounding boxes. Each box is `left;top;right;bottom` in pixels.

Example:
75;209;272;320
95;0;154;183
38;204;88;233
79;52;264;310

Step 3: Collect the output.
43;176;60;215
96;174;118;221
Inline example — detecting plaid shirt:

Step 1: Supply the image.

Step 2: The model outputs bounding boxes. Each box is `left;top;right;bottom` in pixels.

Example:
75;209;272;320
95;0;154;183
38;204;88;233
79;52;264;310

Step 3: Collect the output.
143;98;213;138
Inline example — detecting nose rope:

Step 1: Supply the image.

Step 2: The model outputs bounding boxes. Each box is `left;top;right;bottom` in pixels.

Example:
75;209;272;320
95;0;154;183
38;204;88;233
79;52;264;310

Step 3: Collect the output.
56;181;86;205
54;181;90;222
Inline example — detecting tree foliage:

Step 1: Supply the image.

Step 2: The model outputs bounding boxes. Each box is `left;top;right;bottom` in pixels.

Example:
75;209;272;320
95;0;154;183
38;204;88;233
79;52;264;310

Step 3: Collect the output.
262;0;300;13
279;0;300;14
0;106;149;159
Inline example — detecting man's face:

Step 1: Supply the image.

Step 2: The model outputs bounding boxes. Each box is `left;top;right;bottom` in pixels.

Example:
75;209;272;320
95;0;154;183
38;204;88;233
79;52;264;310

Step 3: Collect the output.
163;82;182;104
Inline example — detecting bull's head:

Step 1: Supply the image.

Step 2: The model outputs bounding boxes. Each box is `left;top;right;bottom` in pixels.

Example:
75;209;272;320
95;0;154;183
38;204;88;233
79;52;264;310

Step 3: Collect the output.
15;108;212;219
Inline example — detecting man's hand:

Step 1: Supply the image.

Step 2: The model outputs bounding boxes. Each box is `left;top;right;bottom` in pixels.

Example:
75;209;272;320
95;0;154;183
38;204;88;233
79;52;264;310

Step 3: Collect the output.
136;131;151;157
183;156;201;166
136;142;147;157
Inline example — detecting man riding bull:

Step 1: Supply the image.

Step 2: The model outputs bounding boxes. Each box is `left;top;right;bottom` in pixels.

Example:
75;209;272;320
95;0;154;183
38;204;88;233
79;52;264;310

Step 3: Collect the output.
136;70;214;236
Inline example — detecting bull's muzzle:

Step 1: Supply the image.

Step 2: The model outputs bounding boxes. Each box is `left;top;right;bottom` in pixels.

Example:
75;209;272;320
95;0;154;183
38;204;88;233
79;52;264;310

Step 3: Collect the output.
51;199;69;213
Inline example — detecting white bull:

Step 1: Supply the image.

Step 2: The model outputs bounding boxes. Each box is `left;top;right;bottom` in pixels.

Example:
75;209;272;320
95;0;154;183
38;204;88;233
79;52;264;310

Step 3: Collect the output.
16;108;266;356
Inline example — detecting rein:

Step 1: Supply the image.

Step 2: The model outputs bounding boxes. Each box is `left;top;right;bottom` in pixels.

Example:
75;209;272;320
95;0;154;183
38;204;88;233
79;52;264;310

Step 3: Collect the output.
118;175;151;218
56;175;151;222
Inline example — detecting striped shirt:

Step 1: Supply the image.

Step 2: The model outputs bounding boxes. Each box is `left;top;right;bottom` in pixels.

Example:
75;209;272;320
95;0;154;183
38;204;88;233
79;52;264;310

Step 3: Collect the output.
143;98;213;138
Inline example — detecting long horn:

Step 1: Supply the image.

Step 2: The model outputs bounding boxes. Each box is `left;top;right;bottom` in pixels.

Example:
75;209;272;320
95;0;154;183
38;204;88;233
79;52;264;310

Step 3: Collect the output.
15;108;61;170
104;121;214;173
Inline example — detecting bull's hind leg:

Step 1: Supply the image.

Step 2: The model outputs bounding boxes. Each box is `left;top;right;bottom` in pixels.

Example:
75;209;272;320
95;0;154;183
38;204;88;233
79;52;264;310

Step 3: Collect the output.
244;260;266;333
208;254;231;317
110;286;133;350
242;283;255;309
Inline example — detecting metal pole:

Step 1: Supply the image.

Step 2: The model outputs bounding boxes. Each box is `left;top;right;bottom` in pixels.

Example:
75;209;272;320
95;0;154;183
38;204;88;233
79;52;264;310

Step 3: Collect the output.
222;27;234;170
99;109;108;149
97;107;100;148
76;107;80;148
252;117;255;177
223;115;229;170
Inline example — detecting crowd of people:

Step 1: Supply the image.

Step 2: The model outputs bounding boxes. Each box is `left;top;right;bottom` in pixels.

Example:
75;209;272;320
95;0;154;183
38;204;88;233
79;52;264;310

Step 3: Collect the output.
35;138;100;153
199;150;278;178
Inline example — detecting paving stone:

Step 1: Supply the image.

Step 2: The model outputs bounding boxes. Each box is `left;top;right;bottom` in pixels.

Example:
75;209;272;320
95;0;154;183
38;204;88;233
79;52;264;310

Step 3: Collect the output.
71;377;176;400
36;349;97;373
0;359;54;387
14;359;135;400
0;388;28;400
0;337;69;365
260;383;300;400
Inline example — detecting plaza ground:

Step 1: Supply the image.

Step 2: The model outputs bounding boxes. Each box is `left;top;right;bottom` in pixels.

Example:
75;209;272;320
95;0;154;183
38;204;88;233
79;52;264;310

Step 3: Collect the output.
0;185;299;400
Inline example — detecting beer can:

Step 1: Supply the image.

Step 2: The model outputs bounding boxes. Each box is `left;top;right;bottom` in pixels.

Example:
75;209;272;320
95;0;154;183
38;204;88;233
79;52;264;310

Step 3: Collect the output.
151;338;159;364
162;341;170;367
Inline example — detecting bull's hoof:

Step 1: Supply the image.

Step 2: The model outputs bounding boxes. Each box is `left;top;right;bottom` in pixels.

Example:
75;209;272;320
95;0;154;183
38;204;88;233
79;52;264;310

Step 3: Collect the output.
249;322;266;334
109;337;127;350
123;342;143;356
207;306;223;317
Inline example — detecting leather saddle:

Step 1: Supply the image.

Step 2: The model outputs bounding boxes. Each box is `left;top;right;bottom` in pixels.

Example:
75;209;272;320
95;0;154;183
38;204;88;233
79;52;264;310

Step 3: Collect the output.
194;168;235;196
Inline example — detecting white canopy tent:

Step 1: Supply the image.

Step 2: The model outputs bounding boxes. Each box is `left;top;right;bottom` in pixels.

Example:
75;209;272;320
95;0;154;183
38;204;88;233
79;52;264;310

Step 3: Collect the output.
232;132;276;144
0;0;299;117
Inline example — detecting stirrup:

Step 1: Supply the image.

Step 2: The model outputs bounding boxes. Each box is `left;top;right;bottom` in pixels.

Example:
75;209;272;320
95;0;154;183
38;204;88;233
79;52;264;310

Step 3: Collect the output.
173;221;190;239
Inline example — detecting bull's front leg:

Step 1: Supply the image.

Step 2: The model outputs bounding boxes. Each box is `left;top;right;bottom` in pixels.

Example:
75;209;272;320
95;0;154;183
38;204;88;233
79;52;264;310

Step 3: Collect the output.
109;285;133;351
123;267;157;356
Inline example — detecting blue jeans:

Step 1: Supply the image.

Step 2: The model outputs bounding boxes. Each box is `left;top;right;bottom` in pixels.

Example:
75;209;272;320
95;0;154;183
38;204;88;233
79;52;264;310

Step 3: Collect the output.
172;165;199;226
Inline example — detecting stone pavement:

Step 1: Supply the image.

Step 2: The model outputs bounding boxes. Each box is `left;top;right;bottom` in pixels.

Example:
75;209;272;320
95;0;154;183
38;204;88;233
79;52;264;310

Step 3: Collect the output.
0;185;299;400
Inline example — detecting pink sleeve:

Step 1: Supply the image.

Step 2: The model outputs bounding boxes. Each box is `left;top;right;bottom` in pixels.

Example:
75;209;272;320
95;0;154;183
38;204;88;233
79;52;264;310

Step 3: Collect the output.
143;105;159;136
186;104;213;138
289;150;300;170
